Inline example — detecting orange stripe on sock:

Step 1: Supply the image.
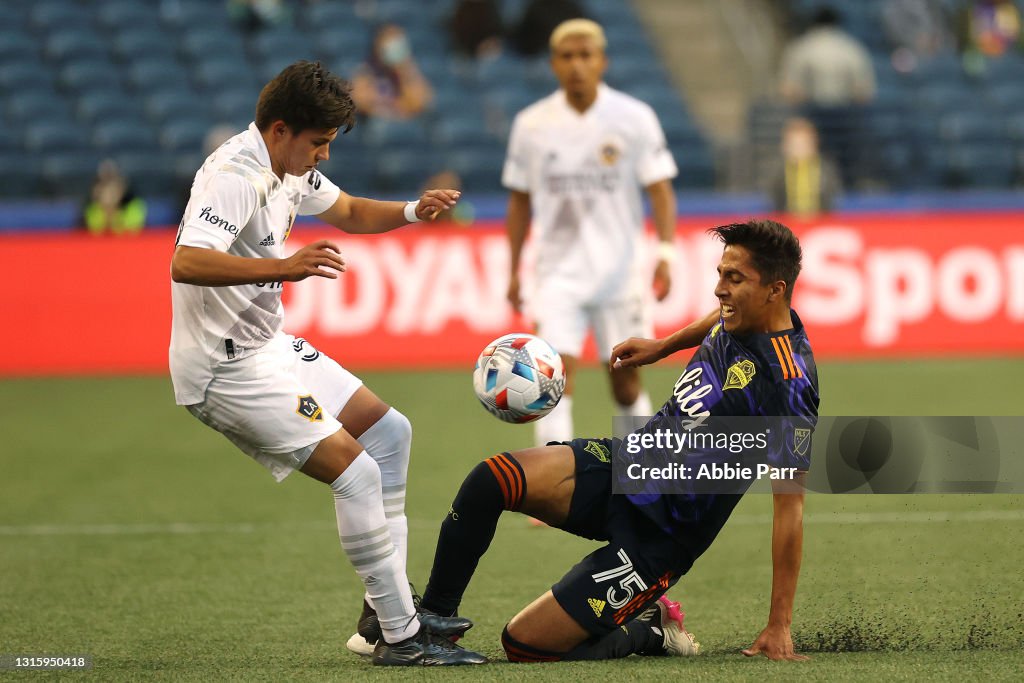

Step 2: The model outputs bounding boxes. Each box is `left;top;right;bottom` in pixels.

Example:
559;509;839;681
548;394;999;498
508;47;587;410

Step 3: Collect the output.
502;642;559;662
494;454;523;509
489;456;518;509
485;457;513;508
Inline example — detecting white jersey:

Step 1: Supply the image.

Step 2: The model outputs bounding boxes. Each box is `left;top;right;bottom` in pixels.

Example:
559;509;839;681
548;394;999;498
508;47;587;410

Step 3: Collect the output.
502;83;677;303
169;122;341;405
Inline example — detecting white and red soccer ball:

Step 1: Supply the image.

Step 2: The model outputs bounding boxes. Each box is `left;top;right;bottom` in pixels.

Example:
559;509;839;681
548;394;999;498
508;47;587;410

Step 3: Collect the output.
473;333;566;423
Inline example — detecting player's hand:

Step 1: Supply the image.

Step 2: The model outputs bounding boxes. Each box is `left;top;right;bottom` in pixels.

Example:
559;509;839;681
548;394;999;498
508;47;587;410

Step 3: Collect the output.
742;624;809;661
280;240;345;281
507;273;522;314
653;260;672;301
417;189;461;221
610;337;665;370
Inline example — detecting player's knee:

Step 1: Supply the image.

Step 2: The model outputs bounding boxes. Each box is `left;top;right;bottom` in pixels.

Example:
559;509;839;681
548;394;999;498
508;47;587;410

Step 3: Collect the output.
454;454;527;513
501;624;562;663
328;451;382;498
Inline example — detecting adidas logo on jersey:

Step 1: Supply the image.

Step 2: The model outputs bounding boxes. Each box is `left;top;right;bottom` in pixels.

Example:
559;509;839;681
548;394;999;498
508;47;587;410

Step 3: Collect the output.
259;233;276;246
588;598;606;617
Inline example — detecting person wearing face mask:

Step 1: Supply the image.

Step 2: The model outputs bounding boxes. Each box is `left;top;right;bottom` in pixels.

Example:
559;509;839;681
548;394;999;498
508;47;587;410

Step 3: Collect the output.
351;24;433;121
768;118;842;217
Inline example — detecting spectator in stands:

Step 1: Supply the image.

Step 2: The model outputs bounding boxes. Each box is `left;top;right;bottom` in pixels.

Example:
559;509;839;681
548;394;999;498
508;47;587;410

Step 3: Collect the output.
767;117;841;217
957;0;1023;74
351;24;433;121
779;6;875;188
882;0;954;73
450;0;504;60
510;0;587;57
83;160;147;235
227;0;290;32
779;7;876;107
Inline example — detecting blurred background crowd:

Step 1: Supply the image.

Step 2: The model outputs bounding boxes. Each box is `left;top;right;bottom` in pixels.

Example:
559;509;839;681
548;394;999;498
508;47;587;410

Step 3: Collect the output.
1;0;1022;232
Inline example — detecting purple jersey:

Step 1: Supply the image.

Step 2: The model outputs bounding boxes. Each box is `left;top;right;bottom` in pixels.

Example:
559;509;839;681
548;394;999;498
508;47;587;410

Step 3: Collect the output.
624;310;819;564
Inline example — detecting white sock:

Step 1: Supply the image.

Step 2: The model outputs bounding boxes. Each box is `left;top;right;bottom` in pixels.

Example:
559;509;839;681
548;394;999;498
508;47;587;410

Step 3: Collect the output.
330;452;418;643
356;408;411;570
617;391;652;418
535;395;573;446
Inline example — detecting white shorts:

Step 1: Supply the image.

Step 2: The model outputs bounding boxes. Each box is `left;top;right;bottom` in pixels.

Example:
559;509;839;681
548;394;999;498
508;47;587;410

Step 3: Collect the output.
185;334;363;482
532;284;653;361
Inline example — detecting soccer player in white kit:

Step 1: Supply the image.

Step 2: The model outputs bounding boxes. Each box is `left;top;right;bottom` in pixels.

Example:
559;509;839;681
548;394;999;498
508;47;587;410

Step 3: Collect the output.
503;19;679;447
169;61;485;666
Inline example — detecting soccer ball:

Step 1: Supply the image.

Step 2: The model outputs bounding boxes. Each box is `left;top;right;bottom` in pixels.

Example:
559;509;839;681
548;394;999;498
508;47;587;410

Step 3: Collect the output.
473;333;565;423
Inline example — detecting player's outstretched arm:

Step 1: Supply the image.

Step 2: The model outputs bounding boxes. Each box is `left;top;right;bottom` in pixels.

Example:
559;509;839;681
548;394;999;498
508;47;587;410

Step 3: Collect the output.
610;308;719;369
742;474;809;662
317;189;460;234
645;178;676;302
171;241;345;286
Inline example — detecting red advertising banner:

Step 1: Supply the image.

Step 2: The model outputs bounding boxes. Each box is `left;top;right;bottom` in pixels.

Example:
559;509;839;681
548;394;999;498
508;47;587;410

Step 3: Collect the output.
1;213;1022;376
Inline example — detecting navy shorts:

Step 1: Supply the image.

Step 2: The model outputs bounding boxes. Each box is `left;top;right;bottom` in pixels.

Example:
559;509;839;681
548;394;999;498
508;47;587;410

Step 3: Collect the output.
549;438;692;636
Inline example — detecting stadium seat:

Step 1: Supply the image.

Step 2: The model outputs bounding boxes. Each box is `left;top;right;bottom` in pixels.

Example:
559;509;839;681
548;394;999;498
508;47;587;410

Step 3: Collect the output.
360;118;430;149
160;0;230;28
913;83;978;113
0;62;43;91
371;148;442;193
937;111;1004;145
983;53;1024;83
160;119;211;153
249;30;311;63
431;115;497;151
76;91;146;124
302;1;359;29
40;151;104;199
316;26;372;66
446;149;505;193
941;144;1016;188
984;82;1024;114
145;91;209;125
257;53;322;85
29;0;90;31
93;120;159;152
126;60;192;93
96;0;164;32
179;28;247;63
0;127;19;153
115;151;179;198
59;60;125;93
25;121;90;152
112;29;178;62
6;91;73;125
0;33;39;61
45;30;111;63
193;58;259;93
211;90;257;123
0;155;43;198
675;144;717;189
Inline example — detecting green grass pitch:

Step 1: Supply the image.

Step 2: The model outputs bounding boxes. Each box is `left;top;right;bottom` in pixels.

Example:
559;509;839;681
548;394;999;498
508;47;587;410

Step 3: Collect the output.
1;359;1022;680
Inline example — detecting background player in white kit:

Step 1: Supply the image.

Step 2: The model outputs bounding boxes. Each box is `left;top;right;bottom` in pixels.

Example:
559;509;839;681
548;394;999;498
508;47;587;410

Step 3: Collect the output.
169;61;485;667
503;19;679;448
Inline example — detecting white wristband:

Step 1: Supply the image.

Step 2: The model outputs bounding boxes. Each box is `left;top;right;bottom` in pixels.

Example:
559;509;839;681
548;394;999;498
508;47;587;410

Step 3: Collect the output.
404;200;422;223
656;241;676;263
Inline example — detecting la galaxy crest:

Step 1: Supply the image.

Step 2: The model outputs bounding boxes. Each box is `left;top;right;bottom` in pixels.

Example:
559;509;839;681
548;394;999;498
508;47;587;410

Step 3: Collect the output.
599;140;622;166
296;395;323;422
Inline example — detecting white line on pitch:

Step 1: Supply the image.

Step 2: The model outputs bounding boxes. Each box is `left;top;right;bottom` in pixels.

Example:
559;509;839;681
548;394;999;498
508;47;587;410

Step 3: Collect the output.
0;510;1021;537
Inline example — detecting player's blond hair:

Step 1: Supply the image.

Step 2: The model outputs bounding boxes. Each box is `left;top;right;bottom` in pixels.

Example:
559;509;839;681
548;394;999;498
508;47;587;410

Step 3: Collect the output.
549;18;607;51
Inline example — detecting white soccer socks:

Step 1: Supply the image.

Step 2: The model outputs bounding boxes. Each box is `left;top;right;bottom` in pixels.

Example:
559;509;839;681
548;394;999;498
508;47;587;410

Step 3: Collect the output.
618;391;652;418
534;395;574;446
356;408;412;569
330;452;418;643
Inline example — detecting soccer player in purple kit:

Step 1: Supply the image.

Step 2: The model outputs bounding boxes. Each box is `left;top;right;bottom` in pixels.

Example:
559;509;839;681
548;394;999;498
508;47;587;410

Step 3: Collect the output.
417;219;818;663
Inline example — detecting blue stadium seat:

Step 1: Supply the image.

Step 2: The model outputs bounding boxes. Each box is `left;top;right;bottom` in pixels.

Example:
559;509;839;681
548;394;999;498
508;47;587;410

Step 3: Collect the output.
93;120;159;152
360;118;430;149
249;30;311;62
96;0;164;32
0;127;19;153
941;144;1016;188
160;118;211;153
983;53;1024;83
212;90;257;123
0;33;39;61
76;91;146;124
937;111;1004;145
6;91;73;125
59;60;125;93
40;151;103;198
674;144;716;189
45;29;111;62
662;117;704;147
146;91;208;124
302;1;359;29
29;0;90;31
447;149;505;193
257;53;322;84
193;58;259;93
431;115;497;151
160;0;230;28
115;152;178;198
371;149;440;193
113;29;178;62
913;83;978;113
0;155;43;198
0;62;43;91
127;60;192;93
316;26;372;66
179;28;247;62
25;121;90;152
985;83;1024;114
1006;113;1024;145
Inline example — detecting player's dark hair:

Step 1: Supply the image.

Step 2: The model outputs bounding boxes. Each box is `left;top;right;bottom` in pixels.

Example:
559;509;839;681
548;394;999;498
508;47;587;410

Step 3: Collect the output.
256;61;356;134
709;220;802;300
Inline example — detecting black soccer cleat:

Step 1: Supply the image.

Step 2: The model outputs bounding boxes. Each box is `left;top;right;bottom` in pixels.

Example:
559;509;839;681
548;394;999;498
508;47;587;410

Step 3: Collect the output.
372;629;488;666
356;600;473;647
